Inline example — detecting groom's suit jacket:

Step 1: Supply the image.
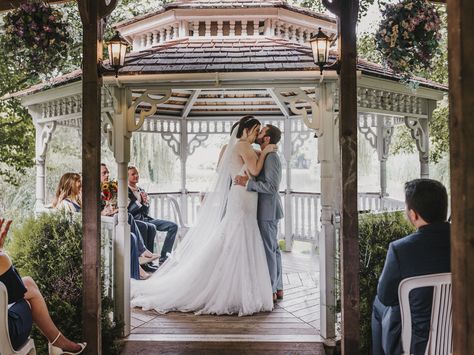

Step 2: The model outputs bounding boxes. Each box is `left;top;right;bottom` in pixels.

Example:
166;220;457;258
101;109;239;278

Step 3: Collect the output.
247;152;283;221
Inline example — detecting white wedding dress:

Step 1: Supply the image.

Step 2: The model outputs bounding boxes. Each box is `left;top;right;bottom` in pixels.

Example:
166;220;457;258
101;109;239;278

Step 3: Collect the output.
131;135;273;316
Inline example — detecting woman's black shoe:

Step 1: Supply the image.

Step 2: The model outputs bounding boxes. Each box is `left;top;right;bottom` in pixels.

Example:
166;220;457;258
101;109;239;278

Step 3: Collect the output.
142;263;159;273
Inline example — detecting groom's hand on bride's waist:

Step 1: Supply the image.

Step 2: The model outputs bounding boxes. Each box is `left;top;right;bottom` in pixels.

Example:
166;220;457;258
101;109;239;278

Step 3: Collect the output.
234;175;249;187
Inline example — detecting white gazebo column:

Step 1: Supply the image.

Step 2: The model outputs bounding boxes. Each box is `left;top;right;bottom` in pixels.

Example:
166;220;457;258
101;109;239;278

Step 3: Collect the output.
318;83;338;339
110;87;132;336
419;117;429;178
283;117;293;252
405;116;430;179
30;105;56;212
376;117;394;198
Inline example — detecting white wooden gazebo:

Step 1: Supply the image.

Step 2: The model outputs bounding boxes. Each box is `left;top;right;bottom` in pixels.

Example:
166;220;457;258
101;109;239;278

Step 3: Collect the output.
12;0;445;344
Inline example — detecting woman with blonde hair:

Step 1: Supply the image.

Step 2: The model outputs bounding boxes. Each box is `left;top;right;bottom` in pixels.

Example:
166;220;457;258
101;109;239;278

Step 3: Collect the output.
52;173;82;212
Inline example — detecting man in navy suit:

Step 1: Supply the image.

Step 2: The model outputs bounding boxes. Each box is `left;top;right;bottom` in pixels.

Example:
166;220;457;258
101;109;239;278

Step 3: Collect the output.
372;179;450;355
128;166;178;265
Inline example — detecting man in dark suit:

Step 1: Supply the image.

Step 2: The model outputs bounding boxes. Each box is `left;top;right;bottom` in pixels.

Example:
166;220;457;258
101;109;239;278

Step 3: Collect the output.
128;166;178;265
372;179;451;355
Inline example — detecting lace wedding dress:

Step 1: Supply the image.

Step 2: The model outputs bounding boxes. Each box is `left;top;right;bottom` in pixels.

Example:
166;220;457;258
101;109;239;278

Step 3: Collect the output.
131;132;273;316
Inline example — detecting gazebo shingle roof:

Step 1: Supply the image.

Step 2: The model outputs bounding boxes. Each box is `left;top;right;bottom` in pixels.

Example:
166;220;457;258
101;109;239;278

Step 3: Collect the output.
120;37;316;73
6;37;447;99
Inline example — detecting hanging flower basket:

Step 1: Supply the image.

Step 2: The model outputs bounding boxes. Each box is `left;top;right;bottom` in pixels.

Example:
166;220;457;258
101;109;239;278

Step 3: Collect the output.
2;1;71;74
375;0;442;80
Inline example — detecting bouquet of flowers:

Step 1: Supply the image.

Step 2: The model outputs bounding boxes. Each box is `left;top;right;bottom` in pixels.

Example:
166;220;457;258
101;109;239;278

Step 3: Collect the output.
375;0;442;80
2;1;71;74
101;180;118;210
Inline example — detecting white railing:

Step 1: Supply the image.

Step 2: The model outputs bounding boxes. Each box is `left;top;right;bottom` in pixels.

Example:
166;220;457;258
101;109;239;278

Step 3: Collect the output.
145;191;404;246
100;191;404;291
280;192;321;243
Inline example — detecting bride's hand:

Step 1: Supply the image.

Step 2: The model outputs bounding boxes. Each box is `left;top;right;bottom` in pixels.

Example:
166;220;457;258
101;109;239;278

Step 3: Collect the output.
262;144;278;156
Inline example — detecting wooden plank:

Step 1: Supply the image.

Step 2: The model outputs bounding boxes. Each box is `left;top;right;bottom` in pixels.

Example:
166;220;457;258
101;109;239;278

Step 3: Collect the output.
299;311;320;324
132;327;320;335
338;0;360;353
447;0;474;353
133;321;314;330
122;340;325;355
79;1;103;353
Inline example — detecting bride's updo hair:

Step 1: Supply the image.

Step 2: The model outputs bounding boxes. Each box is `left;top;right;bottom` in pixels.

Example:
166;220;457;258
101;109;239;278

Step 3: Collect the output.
231;115;253;135
236;116;260;138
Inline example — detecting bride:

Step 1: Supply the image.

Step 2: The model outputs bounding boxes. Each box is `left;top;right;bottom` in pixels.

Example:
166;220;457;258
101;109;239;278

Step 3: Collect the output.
131;117;277;316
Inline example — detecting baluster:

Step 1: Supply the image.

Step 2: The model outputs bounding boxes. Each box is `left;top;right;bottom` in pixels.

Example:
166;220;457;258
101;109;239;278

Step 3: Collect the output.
193;21;200;37
288;25;294;41
229;20;236;36
140;34;146;48
241;20;248;36
205;21;211;37
275;21;281;37
284;24;290;40
417;98;423;114
173;23;179;40
132;35;140;51
306;196;311;238
297;28;303;43
146;32;152;47
217;20;223;37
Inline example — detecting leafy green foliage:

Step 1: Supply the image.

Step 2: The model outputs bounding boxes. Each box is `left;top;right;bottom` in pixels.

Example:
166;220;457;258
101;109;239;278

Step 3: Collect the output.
0;99;35;185
6;211;121;354
359;212;415;354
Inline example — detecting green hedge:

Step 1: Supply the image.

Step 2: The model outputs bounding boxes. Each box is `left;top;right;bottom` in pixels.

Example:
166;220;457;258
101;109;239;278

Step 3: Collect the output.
359;211;415;354
6;211;121;354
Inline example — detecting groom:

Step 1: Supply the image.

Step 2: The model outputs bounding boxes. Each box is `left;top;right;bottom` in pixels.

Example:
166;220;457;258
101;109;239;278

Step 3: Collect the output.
234;124;284;302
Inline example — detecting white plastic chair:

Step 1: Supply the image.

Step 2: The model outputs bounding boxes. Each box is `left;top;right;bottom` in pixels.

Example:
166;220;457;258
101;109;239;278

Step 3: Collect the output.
165;195;190;249
398;273;452;355
0;282;36;355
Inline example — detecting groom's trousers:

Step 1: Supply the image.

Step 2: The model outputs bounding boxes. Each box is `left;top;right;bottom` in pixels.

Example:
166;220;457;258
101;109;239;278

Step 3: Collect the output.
258;220;283;293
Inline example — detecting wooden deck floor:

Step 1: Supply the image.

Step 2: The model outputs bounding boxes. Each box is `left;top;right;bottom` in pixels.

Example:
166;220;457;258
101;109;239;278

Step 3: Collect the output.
123;251;325;354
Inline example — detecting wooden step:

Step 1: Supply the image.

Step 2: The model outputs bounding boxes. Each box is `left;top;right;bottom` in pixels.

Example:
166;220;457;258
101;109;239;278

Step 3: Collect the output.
121;334;326;354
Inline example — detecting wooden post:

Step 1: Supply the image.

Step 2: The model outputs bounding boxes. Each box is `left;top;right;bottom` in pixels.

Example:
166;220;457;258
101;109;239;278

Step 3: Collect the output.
447;0;474;353
78;1;102;353
329;0;361;353
78;0;118;352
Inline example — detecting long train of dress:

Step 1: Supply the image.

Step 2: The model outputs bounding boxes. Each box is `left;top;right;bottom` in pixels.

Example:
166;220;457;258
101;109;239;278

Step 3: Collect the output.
131;148;273;316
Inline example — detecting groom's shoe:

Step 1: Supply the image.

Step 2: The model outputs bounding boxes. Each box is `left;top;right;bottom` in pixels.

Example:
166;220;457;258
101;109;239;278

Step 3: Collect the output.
276;290;284;300
273;293;277;303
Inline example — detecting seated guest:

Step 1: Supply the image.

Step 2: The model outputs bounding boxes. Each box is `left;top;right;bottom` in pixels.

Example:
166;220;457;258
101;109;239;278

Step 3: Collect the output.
100;164;158;277
52;173;82;212
128;166;178;264
372;179;451;355
0;219;86;354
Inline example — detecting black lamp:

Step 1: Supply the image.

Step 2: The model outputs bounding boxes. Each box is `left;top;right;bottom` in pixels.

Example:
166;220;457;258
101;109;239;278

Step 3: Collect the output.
107;31;129;77
310;27;331;75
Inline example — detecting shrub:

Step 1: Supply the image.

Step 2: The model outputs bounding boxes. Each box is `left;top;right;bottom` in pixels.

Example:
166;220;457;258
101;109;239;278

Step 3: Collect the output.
6;211;121;354
359;211;415;354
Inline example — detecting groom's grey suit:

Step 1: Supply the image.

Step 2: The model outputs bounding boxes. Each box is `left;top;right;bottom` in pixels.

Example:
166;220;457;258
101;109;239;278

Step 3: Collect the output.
247;151;284;293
